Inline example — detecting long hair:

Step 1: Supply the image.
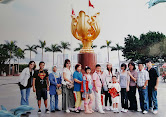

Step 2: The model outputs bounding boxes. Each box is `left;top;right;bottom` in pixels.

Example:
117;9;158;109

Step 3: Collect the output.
107;63;112;73
28;61;36;70
63;59;70;68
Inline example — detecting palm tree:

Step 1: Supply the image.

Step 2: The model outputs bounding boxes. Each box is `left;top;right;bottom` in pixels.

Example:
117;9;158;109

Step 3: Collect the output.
59;41;70;63
45;44;62;65
24;45;37;61
74;43;83;51
4;40;17;75
111;43;124;68
100;40;112;62
36;40;46;61
14;47;25;74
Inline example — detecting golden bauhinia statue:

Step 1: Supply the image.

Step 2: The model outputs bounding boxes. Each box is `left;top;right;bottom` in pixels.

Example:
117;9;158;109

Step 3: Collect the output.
71;10;100;53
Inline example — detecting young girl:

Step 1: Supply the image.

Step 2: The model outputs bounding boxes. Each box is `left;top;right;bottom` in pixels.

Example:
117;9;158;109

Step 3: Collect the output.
108;76;121;113
73;64;83;113
83;66;94;114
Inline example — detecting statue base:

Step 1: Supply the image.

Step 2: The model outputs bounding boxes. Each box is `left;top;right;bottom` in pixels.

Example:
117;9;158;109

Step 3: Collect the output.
78;53;97;74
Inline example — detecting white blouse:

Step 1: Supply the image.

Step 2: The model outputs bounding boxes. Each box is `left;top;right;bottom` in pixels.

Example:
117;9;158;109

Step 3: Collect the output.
62;68;72;85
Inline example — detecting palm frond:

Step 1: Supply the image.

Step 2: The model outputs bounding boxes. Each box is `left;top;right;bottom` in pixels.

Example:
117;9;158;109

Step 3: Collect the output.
45;47;52;52
100;45;107;49
31;49;38;54
60;41;71;50
92;45;97;49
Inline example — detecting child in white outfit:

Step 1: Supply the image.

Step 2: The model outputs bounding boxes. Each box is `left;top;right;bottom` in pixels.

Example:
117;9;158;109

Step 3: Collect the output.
108;75;121;113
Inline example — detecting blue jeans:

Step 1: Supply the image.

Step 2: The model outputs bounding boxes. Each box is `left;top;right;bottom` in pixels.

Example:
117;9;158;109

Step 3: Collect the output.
20;88;31;105
50;94;59;111
148;87;158;110
138;87;149;111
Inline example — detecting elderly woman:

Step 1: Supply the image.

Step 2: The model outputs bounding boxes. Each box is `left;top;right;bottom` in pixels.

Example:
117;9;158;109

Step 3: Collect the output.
49;65;61;112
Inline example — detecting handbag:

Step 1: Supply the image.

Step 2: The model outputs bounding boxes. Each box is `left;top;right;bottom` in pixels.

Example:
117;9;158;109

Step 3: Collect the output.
53;73;62;95
66;83;74;89
56;87;62;95
101;86;104;94
65;70;74;89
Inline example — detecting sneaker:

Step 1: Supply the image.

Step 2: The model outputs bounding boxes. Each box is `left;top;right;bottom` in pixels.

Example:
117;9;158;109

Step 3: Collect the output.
45;109;50;114
113;109;116;113
116;108;119;113
66;109;70;113
55;109;61;111
69;108;75;112
105;106;110;111
137;109;142;112
38;109;41;114
123;109;128;113
109;106;113;110
51;110;55;113
99;110;105;114
153;110;158;114
75;109;80;113
143;110;148;114
121;108;125;112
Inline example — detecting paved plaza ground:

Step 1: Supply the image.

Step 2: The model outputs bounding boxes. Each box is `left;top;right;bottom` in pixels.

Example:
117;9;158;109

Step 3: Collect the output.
0;76;166;117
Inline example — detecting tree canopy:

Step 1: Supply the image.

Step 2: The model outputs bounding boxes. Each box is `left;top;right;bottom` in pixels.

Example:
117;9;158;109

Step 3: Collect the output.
123;31;166;62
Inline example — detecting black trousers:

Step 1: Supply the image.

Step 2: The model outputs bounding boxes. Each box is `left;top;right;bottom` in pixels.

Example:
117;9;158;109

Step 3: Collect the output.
104;91;112;106
121;88;128;109
128;86;137;111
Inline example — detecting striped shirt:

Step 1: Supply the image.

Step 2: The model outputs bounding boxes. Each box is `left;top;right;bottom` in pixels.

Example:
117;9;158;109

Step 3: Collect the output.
137;69;149;87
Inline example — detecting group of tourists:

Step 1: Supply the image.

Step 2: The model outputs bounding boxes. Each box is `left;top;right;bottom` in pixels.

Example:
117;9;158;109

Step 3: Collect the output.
18;58;159;115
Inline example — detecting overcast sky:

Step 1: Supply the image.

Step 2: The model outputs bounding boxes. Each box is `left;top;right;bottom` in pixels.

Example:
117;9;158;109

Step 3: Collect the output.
0;0;166;65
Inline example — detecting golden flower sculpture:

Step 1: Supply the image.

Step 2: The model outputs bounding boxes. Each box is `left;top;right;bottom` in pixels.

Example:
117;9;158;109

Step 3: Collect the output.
71;10;100;53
